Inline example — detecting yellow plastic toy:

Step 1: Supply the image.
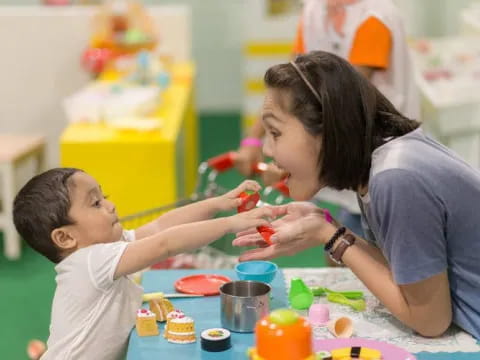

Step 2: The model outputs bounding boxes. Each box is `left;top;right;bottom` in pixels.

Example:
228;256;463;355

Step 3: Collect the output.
135;308;159;337
331;347;382;360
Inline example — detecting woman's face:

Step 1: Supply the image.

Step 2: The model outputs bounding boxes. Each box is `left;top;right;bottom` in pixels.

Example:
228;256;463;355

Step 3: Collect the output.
262;88;322;200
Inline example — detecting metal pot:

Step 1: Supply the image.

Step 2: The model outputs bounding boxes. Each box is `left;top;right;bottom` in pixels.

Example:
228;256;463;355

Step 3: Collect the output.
219;280;271;333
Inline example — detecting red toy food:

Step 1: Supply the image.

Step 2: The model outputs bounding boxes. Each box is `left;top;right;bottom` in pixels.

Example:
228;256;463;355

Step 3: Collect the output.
257;225;275;245
237;191;261;212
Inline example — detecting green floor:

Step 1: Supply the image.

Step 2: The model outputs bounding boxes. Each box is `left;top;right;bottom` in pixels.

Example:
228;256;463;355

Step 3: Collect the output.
0;112;331;358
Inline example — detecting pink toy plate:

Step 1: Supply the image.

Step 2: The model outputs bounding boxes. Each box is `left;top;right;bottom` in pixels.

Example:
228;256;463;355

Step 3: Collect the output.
314;338;416;360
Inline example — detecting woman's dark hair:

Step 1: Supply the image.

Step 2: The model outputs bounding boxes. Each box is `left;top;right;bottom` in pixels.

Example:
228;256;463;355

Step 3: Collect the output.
264;50;420;190
13;168;82;263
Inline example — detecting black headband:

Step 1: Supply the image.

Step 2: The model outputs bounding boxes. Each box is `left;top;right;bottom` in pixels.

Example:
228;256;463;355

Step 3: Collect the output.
290;61;322;104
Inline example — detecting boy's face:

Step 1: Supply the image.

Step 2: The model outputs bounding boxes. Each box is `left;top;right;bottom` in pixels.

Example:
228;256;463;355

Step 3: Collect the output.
66;172;123;248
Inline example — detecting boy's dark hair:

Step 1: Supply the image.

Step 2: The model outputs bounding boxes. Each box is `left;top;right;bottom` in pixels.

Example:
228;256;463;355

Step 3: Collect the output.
264;50;420;191
13;168;82;263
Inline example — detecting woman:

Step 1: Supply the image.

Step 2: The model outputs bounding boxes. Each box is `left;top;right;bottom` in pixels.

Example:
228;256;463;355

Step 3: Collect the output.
233;51;480;339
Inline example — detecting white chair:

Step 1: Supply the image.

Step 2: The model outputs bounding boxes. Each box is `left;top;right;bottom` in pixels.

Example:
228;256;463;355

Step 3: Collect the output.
0;134;45;260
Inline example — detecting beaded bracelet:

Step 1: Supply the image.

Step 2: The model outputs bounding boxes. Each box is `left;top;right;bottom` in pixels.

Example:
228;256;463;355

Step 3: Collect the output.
324;226;346;252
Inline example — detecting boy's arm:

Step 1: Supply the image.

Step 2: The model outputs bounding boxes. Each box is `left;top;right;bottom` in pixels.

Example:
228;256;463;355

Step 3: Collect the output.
134;198;219;239
115;206;273;279
134;180;261;239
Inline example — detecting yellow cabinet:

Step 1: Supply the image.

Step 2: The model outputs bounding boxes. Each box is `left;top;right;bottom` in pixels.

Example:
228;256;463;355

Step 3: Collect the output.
61;62;197;220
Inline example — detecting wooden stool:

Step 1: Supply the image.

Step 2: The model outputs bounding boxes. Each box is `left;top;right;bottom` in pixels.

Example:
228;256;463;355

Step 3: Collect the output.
0;135;45;260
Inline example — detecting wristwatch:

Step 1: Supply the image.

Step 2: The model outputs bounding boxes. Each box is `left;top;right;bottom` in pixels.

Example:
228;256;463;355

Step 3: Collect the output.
329;233;356;265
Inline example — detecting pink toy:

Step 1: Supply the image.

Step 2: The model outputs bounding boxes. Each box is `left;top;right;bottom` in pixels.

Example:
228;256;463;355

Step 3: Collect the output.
308;304;330;326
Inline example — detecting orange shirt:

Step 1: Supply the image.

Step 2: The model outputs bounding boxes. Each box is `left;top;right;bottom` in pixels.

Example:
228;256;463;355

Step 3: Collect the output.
293;16;392;70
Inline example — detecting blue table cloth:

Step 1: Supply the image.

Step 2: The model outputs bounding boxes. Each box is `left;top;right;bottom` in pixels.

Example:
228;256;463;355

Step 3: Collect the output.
127;269;479;360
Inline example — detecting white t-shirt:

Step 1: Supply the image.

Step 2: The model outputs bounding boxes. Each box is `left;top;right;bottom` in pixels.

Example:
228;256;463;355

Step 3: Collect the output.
42;230;143;360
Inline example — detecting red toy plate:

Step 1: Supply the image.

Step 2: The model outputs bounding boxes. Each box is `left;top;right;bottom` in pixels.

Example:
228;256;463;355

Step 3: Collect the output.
174;274;232;296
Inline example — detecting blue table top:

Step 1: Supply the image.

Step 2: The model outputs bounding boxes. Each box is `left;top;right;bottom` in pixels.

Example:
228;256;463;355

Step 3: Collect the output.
127;269;289;360
127;269;479;360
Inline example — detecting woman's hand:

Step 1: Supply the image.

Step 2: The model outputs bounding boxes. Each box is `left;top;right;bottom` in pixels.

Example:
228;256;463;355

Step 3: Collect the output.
233;202;337;261
214;180;261;212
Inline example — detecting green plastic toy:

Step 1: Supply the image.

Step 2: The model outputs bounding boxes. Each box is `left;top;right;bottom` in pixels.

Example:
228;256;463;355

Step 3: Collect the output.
326;292;366;311
288;278;314;310
310;286;364;300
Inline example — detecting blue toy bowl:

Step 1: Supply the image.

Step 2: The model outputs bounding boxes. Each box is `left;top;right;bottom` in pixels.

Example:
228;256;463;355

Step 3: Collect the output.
235;261;278;284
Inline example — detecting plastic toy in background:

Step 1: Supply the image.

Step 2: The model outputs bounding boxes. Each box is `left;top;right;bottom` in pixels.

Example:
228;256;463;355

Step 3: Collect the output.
82;0;157;76
248;308;315;360
326;292;366;312
149;297;174;322
235;260;278;283
127;51;171;88
311;287;364;300
262;177;290;204
308;304;330;326
203;152;289;202
200;328;232;352
135;308;159;337
91;0;157;53
327;317;353;338
63;83;160;125
289;278;314;310
206;152;237;173
423;69;453;82
81;47;116;76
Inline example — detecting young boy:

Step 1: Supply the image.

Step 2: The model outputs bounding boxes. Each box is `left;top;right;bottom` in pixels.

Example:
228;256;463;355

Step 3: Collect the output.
13;168;272;360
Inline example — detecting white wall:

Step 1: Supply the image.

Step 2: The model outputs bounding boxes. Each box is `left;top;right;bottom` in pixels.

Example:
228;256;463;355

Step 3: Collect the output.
0;5;191;168
394;0;476;37
144;0;245;111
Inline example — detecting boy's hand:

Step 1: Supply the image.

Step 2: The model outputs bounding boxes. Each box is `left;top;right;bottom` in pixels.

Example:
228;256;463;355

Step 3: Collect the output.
215;180;262;212
227;206;275;234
